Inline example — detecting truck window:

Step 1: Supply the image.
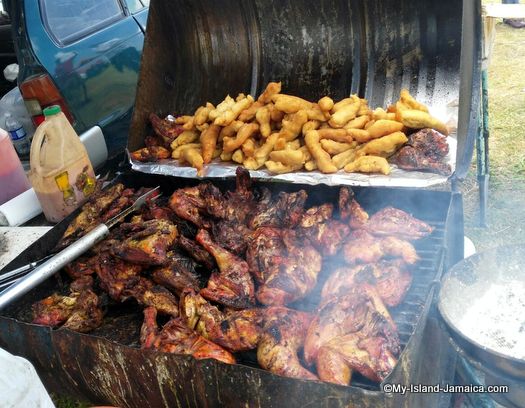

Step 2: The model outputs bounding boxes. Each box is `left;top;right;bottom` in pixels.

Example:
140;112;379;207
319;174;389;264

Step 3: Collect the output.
40;0;124;45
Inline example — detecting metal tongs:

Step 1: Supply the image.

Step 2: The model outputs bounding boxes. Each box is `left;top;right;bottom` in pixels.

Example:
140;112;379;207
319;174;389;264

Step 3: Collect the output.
0;187;161;310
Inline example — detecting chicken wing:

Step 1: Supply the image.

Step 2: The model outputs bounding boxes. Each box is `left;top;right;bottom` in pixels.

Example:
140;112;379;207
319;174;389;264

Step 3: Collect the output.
317;313;399;384
257;307;317;381
140;306;235;364
196;229;255;309
112;219;178;266
338;187;369;228
126;278;179;317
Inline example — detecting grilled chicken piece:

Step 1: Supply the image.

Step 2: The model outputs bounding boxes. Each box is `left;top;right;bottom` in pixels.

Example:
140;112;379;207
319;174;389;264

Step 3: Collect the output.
249;190;308;229
58;183;126;248
32;293;79;327
99;187;136;222
179;289;263;352
140;306;235;364
364;207;434;240
32;284;104;333
205;167;257;225
305;286;399;385
168;185;212;228
151;250;202;296
95;254;143;302
149;112;184;144
304;285;396;366
321;260;412;307
211;220;253;254
317;313;399;384
389;128;451;175
246;227;285;284
61;289;104;333
338;187;369;228
255;229;322;306
126;278;179;317
178;235;216;270
257;307;317;381
196;229;255;309
343;230;418;265
112;219;178;266
130;146;171;162
298;205;350;256
64;256;99;280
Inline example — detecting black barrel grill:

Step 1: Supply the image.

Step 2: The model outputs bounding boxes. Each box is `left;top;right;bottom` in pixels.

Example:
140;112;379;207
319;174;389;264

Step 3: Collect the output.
0;172;463;408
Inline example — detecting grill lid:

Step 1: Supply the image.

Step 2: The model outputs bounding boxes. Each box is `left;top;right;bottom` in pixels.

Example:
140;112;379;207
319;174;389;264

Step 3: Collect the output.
129;0;481;180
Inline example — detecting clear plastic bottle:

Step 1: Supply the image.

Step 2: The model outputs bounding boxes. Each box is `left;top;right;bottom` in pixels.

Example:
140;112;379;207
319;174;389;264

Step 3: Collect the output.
5;113;30;156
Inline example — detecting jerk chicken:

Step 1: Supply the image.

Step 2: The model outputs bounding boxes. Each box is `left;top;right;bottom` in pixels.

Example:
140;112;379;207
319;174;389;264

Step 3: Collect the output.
305;286;400;385
140;306;235;364
257;307;317;381
31;167;435;387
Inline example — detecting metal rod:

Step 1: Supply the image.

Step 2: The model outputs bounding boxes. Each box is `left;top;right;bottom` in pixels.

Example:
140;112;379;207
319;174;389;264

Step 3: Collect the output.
0;254;55;285
0;224;110;310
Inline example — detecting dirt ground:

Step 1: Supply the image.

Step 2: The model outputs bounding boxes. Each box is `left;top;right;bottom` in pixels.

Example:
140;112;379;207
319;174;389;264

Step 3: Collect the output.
461;21;525;253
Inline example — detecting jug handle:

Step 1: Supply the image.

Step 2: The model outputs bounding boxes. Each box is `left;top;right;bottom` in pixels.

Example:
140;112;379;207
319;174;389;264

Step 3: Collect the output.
29;120;51;176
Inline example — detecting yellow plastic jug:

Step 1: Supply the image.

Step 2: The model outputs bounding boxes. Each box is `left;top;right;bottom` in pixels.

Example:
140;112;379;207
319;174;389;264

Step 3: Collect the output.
29;105;96;223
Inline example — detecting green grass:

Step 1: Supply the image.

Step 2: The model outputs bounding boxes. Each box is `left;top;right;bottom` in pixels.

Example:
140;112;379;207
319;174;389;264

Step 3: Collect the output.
462;20;525;251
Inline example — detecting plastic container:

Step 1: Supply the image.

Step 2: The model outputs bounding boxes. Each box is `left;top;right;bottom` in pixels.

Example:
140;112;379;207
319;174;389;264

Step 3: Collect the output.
5;112;30;155
0;128;31;205
29;105;96;223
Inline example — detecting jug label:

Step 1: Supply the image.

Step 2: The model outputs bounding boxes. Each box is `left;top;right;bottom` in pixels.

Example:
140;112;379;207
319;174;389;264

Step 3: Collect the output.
55;171;76;206
75;166;96;197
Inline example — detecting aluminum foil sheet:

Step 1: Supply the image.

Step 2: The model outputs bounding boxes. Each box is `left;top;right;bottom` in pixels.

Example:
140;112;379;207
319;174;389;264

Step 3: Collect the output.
130;138;456;188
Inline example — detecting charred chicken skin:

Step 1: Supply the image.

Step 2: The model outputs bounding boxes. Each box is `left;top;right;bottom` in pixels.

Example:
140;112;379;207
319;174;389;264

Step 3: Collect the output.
321;260;412;307
168;185;213;229
196;229;255;309
95;253;143;302
179;288;263;352
342;230;418;265
140;306;235;364
253;229;323;306
112;219;178;266
257;307;318;381
249;190;308;229
151;250;202;296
